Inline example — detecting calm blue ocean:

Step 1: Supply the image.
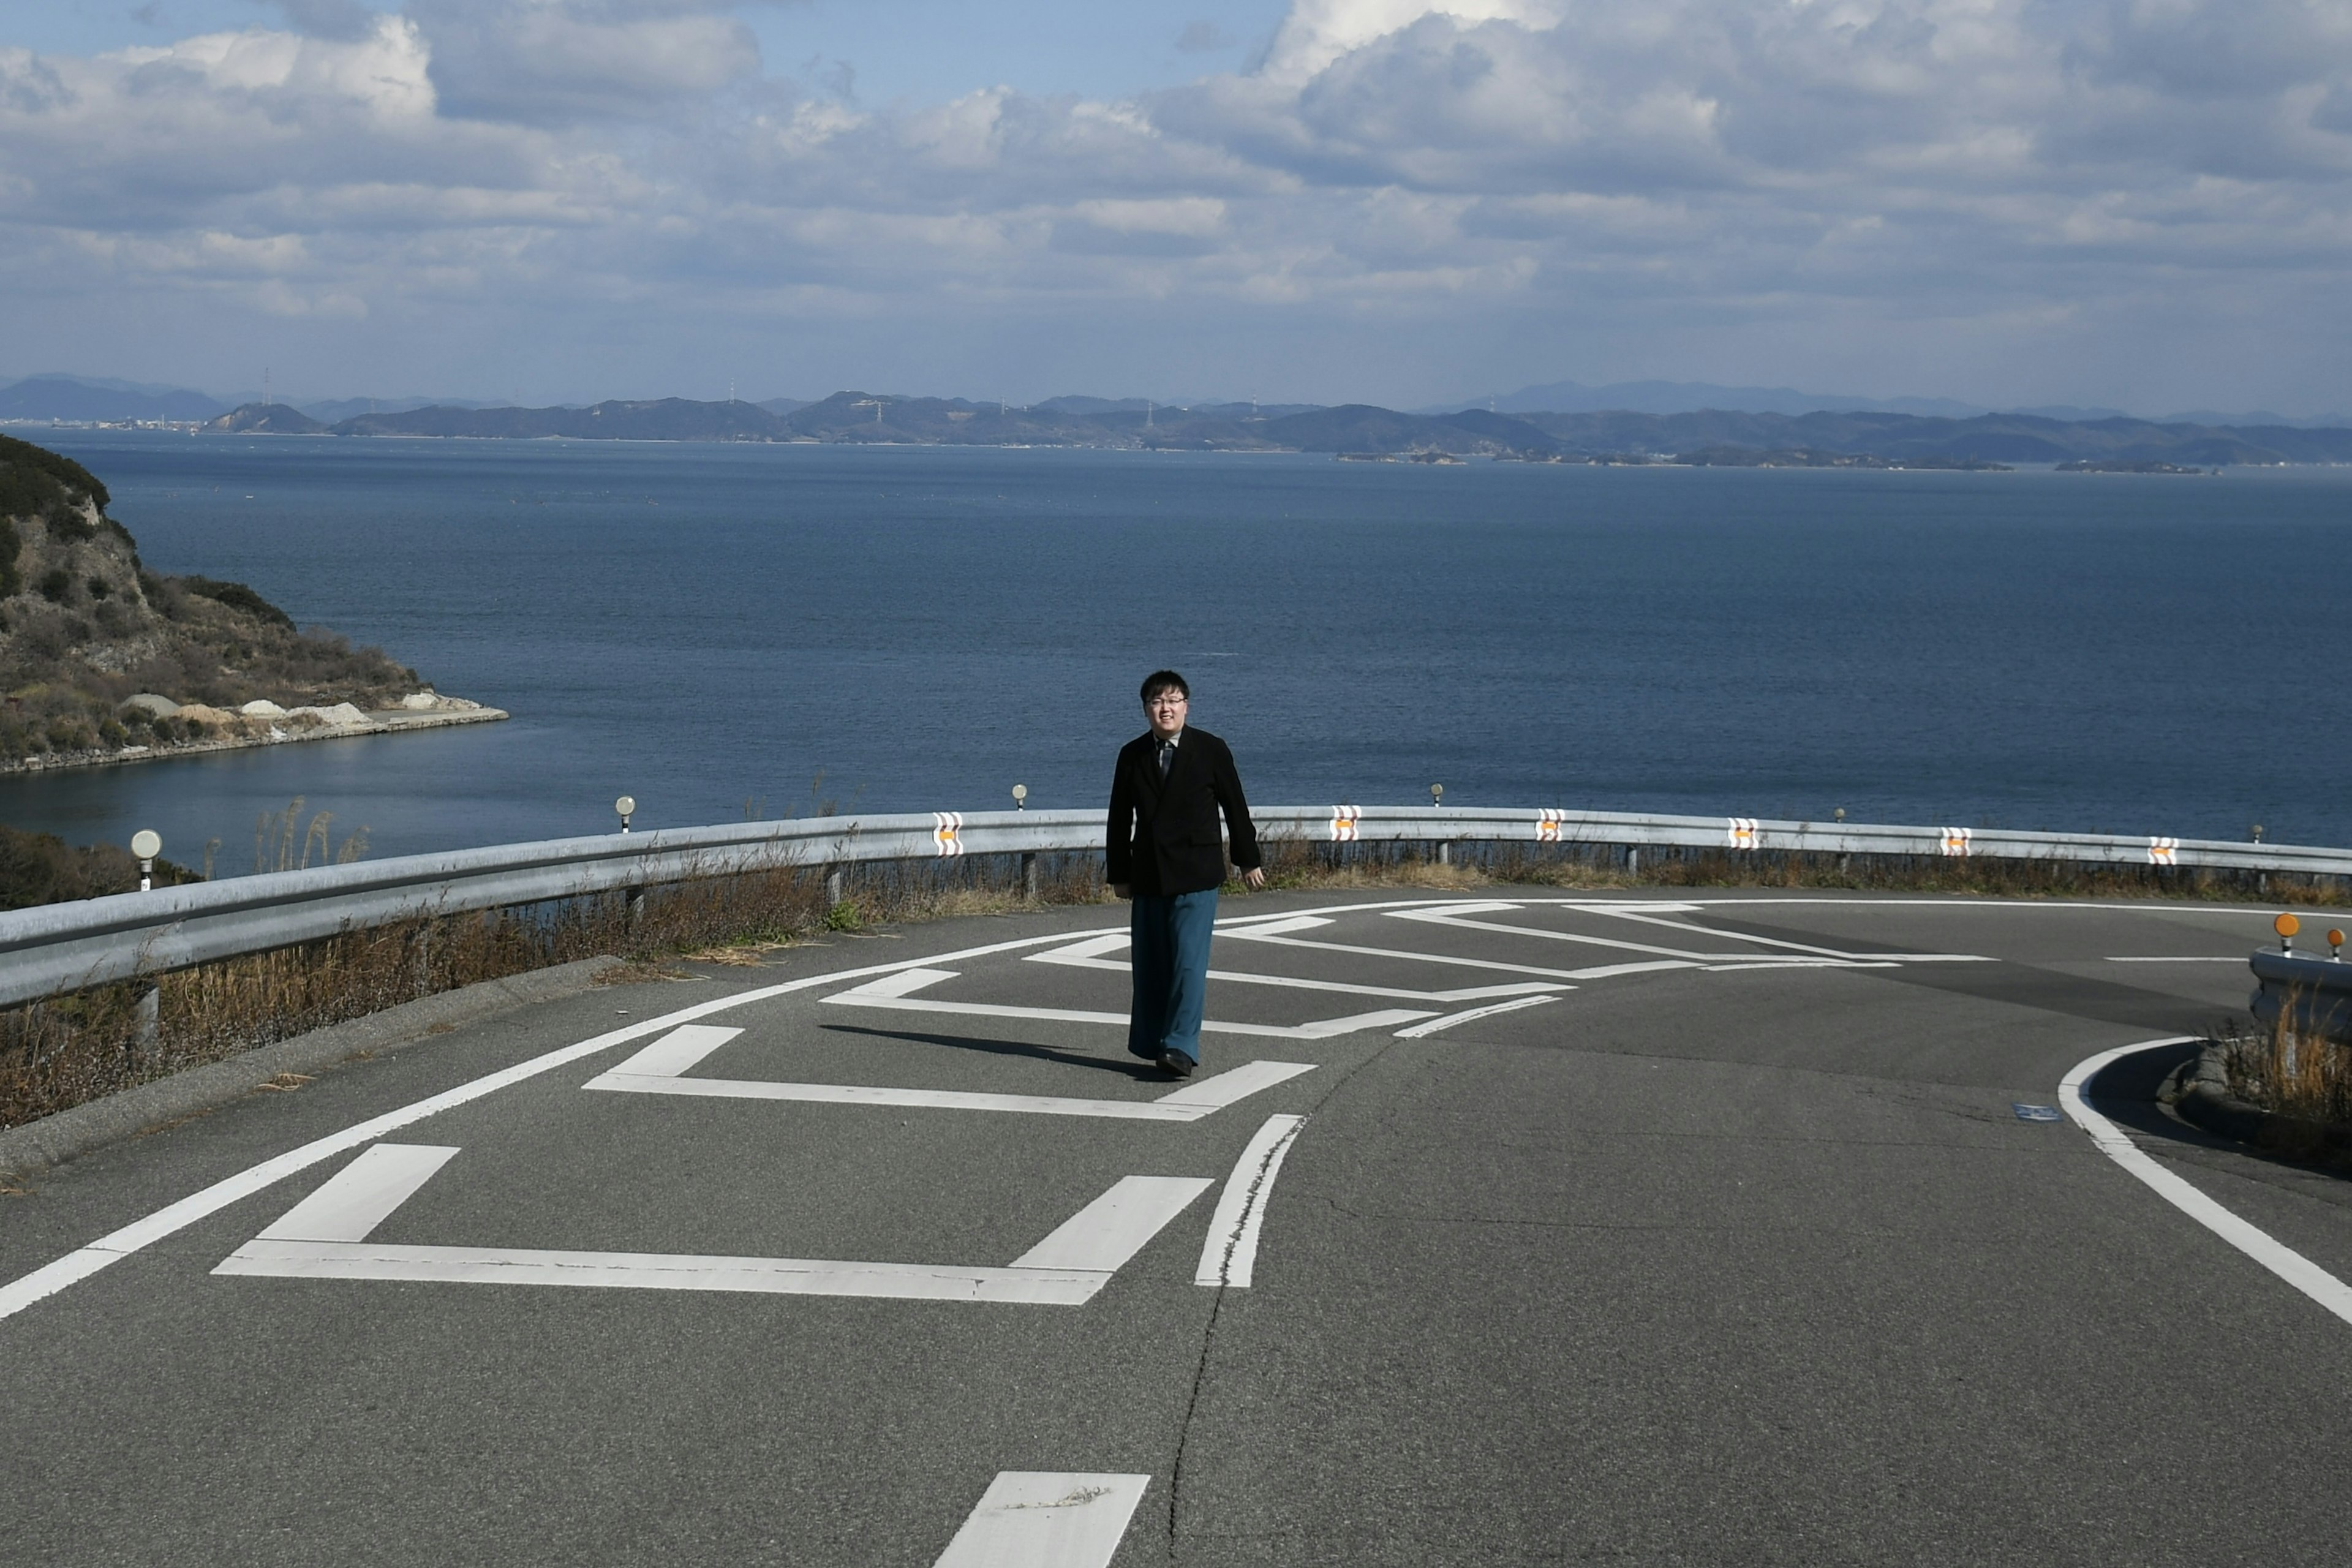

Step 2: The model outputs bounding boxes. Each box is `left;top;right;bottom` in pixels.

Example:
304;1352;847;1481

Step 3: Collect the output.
6;430;2350;868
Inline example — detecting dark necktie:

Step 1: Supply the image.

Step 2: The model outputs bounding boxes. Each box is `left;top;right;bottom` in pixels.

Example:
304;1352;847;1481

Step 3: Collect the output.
1157;740;1174;779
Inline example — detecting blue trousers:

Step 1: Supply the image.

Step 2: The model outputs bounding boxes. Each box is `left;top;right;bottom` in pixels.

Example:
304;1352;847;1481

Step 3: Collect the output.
1128;889;1219;1066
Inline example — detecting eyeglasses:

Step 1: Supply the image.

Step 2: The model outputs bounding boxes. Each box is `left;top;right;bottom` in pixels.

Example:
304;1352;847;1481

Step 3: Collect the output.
1146;693;1188;706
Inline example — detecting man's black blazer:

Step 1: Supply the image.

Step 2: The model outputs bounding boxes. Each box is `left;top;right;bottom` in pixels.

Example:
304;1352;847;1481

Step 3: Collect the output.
1105;726;1261;897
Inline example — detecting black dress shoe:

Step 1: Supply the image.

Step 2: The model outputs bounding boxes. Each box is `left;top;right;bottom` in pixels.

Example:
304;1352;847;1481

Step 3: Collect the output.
1158;1050;1196;1079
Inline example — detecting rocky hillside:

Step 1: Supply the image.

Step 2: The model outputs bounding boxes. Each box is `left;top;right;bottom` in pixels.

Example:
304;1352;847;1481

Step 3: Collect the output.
0;434;424;766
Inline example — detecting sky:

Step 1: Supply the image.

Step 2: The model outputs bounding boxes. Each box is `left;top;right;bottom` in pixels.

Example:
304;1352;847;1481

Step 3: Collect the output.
2;0;2349;413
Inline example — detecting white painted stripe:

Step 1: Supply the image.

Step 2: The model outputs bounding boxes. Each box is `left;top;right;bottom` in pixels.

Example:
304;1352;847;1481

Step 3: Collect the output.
258;1144;457;1242
216;1238;1114;1305
216;1152;1206;1306
0;922;1138;1325
1027;938;1561;1003
587;1061;1313;1122
1700;959;1899;972
2060;1039;2352;1328
1222;925;1685;982
1392;995;1559;1037
597;1024;743;1080
1009;1175;1213;1273
2105;956;2245;963
821;971;1431;1038
851;967;963;999
932;1472;1151;1568
1195;1114;1306;1289
1211;914;1333;935
1153;1059;1316;1113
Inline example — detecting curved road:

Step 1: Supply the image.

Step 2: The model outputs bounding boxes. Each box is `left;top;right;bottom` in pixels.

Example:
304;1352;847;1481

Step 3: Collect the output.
4;890;2348;1566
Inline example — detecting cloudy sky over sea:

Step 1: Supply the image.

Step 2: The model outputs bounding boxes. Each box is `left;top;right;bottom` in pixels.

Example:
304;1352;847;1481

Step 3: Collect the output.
3;1;2349;412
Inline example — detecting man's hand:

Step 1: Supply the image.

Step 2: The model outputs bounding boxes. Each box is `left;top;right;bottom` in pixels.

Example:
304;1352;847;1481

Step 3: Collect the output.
1110;883;1131;900
1240;867;1266;891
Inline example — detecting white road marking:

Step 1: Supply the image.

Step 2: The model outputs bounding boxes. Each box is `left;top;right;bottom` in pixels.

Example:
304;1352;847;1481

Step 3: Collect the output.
820;967;1433;1037
5;891;2266;1329
2060;1039;2352;1327
1011;1175;1216;1273
1027;932;1563;1002
1391;906;1989;965
1196;1114;1306;1289
2104;956;2246;963
932;1472;1151;1568
1223;925;1689;983
260;1144;458;1241
1393;995;1559;1037
0;923;1137;1325
1386;906;1800;962
586;1027;1313;1121
214;1148;1209;1306
1212;914;1335;935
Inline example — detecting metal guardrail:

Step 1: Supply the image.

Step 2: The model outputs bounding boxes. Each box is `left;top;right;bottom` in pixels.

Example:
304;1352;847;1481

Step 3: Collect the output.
2;802;2348;1011
2248;947;2352;1044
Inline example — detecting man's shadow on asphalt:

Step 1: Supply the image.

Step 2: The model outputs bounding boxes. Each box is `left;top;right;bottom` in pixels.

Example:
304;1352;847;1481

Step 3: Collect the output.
821;1024;1166;1081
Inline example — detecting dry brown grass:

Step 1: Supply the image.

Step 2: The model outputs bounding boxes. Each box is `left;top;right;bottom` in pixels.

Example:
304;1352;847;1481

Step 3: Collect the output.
2217;993;2352;1127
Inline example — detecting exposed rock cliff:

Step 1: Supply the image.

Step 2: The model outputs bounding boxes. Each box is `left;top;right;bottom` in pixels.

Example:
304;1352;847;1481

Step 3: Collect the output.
0;433;447;767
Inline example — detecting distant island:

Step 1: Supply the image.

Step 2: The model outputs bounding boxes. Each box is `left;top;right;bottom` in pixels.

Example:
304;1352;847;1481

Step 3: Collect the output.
168;390;2352;470
0;435;503;774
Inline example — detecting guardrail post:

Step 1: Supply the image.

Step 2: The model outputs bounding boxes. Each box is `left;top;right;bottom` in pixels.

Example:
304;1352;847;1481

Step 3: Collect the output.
135;984;159;1058
1020;853;1038;899
626;887;646;930
825;867;843;908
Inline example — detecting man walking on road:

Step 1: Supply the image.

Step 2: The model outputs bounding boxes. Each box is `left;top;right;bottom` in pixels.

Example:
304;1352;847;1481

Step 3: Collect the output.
1106;670;1264;1077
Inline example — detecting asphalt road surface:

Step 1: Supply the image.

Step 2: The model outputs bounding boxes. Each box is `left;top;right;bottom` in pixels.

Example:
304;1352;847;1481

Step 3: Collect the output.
4;889;2350;1566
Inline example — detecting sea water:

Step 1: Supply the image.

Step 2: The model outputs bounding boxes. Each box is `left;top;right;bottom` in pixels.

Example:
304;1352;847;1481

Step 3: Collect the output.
6;430;2350;868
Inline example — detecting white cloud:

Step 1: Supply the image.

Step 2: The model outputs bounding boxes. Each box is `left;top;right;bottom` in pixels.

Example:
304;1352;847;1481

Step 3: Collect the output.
2;0;2351;409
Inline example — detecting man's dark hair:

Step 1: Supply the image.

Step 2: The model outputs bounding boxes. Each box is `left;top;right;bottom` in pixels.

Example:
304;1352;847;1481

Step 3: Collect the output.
1140;669;1189;703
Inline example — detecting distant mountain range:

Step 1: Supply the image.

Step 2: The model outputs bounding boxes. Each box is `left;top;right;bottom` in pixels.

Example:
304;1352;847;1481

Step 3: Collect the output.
187;391;2352;466
1434;376;2352;429
13;373;2352;464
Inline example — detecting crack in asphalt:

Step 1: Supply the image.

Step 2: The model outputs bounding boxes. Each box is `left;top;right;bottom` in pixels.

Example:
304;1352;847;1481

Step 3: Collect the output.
1162;1033;1398;1559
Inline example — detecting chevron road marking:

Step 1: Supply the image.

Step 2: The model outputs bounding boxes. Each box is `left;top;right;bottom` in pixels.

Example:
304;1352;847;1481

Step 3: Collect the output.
214;1145;1212;1306
819;967;1434;1037
932;1472;1152;1567
1027;930;1564;1002
585;1023;1316;1121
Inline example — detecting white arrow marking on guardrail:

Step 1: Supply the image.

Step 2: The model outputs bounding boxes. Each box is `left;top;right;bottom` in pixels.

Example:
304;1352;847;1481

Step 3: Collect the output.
2149;837;2180;865
1025;932;1563;1003
818;967;1434;1037
215;1145;1211;1306
584;1025;1314;1120
932;1472;1151;1568
1727;817;1760;851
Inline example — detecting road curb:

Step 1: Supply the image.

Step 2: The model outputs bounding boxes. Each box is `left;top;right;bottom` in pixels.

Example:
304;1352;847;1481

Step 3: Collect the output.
2170;1039;2352;1167
0;956;624;1180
